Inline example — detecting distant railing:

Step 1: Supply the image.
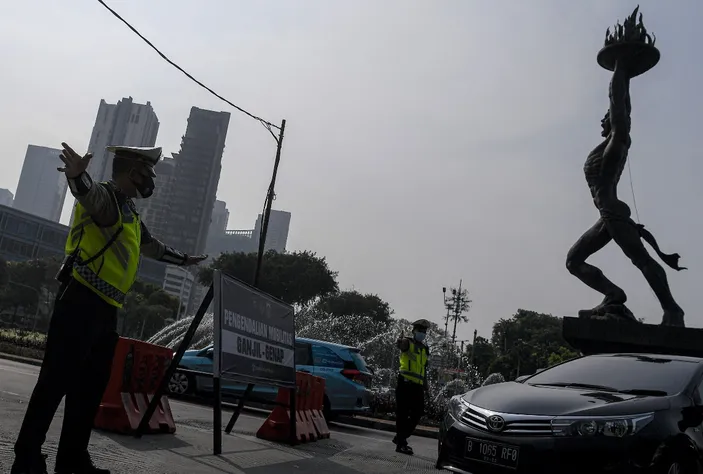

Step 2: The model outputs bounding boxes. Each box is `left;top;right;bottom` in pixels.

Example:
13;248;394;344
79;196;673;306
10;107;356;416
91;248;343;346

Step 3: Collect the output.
224;229;253;238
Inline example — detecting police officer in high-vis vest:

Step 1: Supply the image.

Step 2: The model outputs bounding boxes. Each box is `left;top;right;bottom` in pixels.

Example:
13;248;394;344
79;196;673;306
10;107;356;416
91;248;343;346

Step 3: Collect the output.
393;319;430;455
12;143;207;474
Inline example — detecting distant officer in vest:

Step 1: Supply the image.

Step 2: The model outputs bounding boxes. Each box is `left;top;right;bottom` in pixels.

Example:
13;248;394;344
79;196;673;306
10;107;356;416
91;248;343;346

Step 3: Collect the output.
12;143;207;474
393;318;430;455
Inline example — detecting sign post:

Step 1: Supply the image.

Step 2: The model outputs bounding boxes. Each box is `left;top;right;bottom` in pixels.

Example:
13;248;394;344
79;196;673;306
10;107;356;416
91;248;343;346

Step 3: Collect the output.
212;270;296;453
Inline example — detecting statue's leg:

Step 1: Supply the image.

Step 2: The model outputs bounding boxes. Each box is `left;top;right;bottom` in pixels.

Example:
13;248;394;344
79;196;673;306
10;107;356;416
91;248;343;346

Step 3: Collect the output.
604;217;684;326
566;218;626;305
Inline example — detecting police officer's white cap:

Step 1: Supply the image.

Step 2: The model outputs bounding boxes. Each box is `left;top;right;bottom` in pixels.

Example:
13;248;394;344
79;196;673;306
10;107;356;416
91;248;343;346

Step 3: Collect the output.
106;146;161;176
412;319;431;330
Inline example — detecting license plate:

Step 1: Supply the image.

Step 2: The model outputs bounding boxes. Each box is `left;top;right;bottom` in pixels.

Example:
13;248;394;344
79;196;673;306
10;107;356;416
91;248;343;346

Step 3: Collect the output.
465;437;520;469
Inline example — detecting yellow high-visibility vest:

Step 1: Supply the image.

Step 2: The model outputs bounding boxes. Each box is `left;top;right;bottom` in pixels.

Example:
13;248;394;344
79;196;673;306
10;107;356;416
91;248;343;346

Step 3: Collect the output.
65;184;141;308
399;339;428;385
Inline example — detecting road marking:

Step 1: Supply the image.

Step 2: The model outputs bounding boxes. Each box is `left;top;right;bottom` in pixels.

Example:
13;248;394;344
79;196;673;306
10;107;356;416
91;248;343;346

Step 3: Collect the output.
0;365;39;378
0;390;25;398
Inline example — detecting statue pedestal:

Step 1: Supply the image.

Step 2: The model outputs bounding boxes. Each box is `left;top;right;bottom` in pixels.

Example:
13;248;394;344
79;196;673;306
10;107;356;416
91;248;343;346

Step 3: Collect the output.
563;317;703;358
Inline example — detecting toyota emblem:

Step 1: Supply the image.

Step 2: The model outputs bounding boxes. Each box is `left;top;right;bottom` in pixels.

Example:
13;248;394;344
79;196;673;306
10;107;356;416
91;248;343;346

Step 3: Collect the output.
486;415;505;432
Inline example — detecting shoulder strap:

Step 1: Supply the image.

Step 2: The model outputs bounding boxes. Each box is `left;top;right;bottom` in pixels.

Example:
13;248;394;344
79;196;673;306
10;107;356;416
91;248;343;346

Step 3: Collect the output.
76;182;125;267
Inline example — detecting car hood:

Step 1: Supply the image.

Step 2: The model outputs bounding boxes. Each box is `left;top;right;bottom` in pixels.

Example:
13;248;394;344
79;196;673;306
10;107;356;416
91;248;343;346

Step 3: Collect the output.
464;382;670;416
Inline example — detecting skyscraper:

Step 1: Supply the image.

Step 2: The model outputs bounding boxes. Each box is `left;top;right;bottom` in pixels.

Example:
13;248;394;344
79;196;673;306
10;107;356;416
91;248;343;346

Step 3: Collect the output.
253;210;291;253
14;145;68;222
86;97;159;183
207;200;229;242
0;189;13;207
135;155;177;240
161;107;231;256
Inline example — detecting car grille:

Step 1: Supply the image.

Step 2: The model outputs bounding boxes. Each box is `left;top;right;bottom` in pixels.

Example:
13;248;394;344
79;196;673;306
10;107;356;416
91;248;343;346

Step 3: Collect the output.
460;404;553;436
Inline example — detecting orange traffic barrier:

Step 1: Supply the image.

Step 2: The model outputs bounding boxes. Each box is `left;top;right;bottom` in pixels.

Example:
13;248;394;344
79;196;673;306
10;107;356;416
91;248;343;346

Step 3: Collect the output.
309;376;330;439
256;371;331;444
94;337;176;435
296;373;317;442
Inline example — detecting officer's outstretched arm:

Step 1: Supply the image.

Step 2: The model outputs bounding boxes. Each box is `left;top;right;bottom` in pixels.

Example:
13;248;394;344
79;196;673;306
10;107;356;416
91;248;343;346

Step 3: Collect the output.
140;222;191;265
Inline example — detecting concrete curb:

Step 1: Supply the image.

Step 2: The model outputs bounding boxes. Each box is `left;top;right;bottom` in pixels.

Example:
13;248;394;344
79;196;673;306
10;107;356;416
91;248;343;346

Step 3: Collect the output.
0;352;43;367
0;352;439;440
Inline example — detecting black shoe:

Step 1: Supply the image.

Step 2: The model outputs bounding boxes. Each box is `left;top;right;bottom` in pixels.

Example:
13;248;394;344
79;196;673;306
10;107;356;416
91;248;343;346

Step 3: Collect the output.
54;454;110;474
392;436;398;445
11;454;48;474
396;444;413;455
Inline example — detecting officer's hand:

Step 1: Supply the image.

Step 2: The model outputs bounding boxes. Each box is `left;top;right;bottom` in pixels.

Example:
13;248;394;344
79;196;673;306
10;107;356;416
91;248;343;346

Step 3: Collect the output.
184;254;208;266
58;142;92;179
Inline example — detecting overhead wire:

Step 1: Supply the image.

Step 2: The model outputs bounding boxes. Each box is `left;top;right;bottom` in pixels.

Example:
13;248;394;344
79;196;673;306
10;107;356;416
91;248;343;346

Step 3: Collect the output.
96;0;280;133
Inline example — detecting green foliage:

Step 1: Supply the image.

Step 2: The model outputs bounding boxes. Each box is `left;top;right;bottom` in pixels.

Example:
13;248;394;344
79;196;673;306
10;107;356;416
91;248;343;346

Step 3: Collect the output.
199;250;339;306
547;346;580;367
117;281;180;340
487;309;575;380
463;336;497;378
314;290;393;324
0;328;46;350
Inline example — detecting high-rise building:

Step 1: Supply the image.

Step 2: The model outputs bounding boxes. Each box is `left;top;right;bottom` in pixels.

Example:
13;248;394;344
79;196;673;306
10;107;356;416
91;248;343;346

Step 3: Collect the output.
205;200;229;250
161;107;231;256
253;210;291;253
0;189;13;207
210;200;229;236
162;265;195;320
14;145;68;222
86;97;159;183
135;155;177;240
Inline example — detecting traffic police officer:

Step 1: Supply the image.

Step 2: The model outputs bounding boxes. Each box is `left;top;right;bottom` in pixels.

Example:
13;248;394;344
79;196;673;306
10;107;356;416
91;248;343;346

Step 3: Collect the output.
12;143;207;474
393;319;431;455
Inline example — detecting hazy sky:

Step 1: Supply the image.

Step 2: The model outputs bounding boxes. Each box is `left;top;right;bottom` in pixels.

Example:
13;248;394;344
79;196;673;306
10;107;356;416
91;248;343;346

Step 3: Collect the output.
1;1;700;341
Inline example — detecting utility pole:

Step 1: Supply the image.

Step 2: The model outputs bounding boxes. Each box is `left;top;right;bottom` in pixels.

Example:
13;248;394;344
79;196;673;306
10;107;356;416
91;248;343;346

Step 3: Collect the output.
448;279;471;345
253;119;286;286
469;329;477;369
442;287;451;337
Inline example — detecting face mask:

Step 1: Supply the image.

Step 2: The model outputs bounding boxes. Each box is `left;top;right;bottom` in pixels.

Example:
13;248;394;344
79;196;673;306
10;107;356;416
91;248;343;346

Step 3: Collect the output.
130;170;155;199
414;332;426;342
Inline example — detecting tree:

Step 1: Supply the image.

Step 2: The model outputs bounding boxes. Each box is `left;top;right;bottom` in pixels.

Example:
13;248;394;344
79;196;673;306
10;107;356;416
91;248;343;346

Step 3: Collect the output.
464;336;497;378
314;290;393;324
488;309;575;379
0;257;8;288
199;250;339;307
0;258;61;328
117;281;180;341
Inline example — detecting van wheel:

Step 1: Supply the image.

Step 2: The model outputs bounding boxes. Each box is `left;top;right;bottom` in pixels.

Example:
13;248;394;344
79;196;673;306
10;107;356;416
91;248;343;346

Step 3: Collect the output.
169;370;194;395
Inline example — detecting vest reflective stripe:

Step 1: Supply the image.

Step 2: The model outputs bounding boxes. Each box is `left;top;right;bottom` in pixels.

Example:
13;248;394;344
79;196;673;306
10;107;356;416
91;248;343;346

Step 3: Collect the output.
65;184;141;308
399;339;428;385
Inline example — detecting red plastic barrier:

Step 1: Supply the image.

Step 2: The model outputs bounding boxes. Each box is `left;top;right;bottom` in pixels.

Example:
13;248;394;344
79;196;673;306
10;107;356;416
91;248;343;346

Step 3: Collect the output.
297;373;317;442
309;376;330;438
256;371;331;444
94;337;176;435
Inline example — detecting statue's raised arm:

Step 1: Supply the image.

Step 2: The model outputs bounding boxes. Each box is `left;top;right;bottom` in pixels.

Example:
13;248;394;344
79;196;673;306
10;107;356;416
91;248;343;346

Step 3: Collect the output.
608;61;632;143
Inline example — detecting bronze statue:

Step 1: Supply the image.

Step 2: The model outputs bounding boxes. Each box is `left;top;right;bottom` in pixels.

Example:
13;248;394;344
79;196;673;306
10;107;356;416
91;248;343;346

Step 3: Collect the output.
566;7;686;327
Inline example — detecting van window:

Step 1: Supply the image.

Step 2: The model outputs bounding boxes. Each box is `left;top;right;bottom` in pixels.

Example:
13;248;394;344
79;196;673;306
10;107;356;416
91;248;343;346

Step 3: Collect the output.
295;342;312;366
312;345;345;368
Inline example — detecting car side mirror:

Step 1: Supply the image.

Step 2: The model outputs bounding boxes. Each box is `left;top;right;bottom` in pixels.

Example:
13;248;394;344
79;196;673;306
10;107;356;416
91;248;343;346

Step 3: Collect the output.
205;350;214;359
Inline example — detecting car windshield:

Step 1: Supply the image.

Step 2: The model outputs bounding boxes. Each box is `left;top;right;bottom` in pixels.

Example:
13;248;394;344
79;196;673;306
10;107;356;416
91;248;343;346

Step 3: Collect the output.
349;349;371;373
526;354;699;396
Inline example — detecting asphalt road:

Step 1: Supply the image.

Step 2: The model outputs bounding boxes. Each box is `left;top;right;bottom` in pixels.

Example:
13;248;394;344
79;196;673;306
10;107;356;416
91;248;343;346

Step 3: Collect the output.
0;358;438;473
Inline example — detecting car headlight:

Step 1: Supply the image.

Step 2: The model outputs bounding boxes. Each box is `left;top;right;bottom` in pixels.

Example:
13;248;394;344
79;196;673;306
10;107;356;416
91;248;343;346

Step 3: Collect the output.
551;413;654;437
447;395;470;420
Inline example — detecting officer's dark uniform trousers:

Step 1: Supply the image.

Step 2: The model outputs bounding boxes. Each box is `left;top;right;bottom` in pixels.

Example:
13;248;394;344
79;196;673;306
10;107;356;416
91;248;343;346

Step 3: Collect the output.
395;375;425;445
14;278;119;467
